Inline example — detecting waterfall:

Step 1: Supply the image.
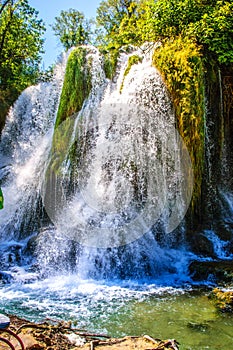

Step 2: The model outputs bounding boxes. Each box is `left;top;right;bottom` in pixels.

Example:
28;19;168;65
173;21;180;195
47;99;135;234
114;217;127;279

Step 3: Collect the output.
0;53;68;267
0;46;194;281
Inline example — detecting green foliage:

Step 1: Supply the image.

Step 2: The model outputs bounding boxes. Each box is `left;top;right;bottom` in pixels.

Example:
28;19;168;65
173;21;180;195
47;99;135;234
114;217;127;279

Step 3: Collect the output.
0;0;45;132
146;0;205;39
51;9;92;51
146;0;233;64
55;47;92;128
96;0;233;65
153;37;205;208
102;48;119;79
189;1;233;64
120;54;142;92
96;0;138;48
118;1;147;46
97;0;132;37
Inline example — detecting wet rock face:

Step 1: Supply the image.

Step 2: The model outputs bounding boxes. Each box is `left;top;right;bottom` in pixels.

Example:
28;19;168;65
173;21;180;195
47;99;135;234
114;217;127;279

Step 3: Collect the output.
209;288;233;313
189;260;233;283
215;223;233;242
0;243;23;269
189;232;216;258
225;239;233;256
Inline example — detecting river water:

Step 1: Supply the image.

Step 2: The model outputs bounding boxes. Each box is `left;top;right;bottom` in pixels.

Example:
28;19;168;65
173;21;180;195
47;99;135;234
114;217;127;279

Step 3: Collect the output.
0;274;233;349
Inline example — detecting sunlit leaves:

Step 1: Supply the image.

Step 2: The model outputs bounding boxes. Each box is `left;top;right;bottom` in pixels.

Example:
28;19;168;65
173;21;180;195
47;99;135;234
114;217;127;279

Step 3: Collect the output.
96;0;233;65
51;9;92;51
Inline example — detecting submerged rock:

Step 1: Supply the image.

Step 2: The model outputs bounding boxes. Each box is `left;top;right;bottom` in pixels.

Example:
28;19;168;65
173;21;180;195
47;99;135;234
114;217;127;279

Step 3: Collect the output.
187;321;210;332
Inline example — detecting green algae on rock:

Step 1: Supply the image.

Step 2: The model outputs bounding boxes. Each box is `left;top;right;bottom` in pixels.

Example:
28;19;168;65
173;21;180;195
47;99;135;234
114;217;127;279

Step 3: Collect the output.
209;288;233;313
153;37;205;217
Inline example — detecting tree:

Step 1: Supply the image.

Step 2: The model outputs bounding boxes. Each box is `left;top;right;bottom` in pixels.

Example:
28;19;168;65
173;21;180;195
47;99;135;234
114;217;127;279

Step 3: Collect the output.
146;0;233;64
122;0;233;64
51;9;92;51
190;1;233;63
0;0;45;132
96;0;137;48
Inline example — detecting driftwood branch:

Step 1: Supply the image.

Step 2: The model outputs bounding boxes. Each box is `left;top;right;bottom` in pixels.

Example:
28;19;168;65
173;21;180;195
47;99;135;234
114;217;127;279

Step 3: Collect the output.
74;331;111;339
10;316;180;350
144;334;162;344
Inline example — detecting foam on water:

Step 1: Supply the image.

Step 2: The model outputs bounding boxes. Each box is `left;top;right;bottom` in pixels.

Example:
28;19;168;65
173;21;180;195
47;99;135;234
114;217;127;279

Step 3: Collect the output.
0;272;187;327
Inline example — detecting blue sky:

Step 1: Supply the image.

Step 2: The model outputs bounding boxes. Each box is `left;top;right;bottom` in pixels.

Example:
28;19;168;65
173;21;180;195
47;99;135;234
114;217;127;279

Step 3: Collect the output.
29;0;101;69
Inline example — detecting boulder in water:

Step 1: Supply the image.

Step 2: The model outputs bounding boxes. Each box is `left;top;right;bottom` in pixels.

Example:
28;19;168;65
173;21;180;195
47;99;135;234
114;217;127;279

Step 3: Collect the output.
215;223;233;241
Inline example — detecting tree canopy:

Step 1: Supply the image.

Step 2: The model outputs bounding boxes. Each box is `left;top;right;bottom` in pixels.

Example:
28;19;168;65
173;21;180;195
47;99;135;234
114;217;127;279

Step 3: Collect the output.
96;0;139;48
51;9;92;51
96;0;233;64
0;0;45;132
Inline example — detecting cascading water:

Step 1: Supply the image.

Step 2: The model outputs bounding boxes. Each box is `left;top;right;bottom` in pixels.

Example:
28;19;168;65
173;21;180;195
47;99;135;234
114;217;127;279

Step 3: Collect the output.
3;44;233;281
0;52;68;268
0;46;195;281
32;46;193;280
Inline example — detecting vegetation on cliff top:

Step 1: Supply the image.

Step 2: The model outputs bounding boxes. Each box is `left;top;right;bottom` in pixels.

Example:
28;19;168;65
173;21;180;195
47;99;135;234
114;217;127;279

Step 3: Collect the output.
0;0;45;133
96;0;233;65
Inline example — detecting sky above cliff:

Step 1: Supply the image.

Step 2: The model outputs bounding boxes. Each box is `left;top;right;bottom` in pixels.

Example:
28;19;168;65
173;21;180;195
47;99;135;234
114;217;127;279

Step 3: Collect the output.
29;0;101;69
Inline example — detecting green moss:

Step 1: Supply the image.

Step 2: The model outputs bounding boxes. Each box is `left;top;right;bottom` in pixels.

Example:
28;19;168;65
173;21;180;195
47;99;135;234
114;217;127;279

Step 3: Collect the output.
55;47;92;128
153;37;205;211
102;49;119;80
120;54;142;93
49;47;92;175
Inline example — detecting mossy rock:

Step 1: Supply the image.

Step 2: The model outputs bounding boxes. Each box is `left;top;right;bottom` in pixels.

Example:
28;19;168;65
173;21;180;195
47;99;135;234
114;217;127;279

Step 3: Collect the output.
209;288;233;313
55;47;92;128
103;49;119;80
153;37;205;215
